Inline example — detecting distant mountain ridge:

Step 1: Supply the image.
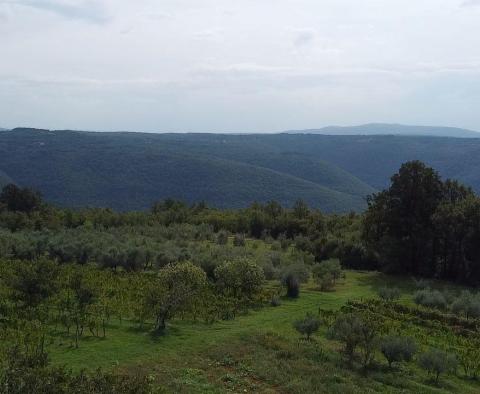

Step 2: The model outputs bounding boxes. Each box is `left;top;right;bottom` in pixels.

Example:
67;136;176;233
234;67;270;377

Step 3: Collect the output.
2;127;480;212
285;123;480;138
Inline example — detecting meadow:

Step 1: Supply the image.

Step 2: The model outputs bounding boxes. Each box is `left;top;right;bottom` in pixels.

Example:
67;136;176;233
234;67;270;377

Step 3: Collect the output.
42;270;480;394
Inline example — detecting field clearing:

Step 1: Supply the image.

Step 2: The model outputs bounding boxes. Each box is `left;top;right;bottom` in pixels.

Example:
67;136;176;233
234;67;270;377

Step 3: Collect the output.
47;271;480;393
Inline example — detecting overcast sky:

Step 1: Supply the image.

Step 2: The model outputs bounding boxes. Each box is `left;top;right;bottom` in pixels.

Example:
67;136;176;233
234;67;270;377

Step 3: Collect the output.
1;0;480;132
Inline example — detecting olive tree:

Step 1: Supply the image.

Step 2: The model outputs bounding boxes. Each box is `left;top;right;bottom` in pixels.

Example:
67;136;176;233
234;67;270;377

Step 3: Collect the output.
418;348;457;384
381;336;417;368
142;262;207;332
214;258;264;301
312;259;342;291
293;313;321;340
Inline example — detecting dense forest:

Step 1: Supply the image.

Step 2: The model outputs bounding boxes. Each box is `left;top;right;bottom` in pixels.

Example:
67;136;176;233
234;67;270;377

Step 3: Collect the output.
3;128;480;212
1;161;480;393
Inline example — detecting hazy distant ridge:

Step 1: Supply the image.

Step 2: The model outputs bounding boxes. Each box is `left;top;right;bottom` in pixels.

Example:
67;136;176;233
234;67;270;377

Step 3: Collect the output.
285;123;480;138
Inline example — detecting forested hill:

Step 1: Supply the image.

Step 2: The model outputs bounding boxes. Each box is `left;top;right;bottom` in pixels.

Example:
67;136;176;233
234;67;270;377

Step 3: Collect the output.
2;128;480;211
0;170;12;188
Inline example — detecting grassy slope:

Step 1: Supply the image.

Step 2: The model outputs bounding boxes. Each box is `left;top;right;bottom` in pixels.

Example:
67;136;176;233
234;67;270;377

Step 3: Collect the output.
48;271;480;393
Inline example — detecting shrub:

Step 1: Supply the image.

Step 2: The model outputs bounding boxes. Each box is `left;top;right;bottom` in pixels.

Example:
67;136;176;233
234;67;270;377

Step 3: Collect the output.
328;312;378;367
380;336;417;368
378;287;401;302
270;295;282;307
216;230;229;245
280;262;310;284
327;313;363;363
413;289;447;310
233;233;246;247
293;313;320;340
283;274;300;298
312;259;342;291
451;291;480;319
413;278;432;289
418;349;457;384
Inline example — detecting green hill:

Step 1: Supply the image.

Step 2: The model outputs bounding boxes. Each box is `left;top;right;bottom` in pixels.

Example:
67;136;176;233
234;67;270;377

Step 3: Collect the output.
0;129;369;212
0;170;12;188
2;128;480;212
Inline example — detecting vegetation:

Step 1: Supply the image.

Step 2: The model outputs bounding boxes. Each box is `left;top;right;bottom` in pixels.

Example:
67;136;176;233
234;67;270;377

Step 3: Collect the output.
1;158;480;392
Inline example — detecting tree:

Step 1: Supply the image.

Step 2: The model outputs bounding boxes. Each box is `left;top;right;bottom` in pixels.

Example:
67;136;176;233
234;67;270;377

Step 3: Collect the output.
214;259;264;301
418;349;457;384
233;233;246;247
68;270;96;348
378;287;401;302
293;313;320;340
283;273;300;298
216;230;229;245
381;336;417;368
363;161;444;276
327;313;364;364
312;259;342;291
142;262;207;332
0;184;42;213
9;259;59;309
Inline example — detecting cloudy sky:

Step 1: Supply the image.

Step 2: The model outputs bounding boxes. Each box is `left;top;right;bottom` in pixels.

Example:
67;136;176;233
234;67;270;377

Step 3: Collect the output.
1;0;480;132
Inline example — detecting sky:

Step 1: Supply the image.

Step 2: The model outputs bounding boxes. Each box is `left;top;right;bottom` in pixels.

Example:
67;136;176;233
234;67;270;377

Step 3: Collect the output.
0;0;480;133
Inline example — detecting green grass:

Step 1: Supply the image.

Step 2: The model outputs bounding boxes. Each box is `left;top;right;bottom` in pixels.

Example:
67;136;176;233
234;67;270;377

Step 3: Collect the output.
47;271;480;393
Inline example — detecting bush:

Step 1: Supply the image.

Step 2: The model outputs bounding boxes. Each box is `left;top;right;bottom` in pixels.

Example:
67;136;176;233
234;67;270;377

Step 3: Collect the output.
413;289;447;310
450;291;480;319
418;348;457;383
312;259;342;291
327;313;363;363
270;295;282;307
380;336;417;368
280;262;310;284
378;287;401;302
413;278;432;290
327;312;378;367
216;230;229;245
233;233;246;247
283;274;300;298
293;313;320;340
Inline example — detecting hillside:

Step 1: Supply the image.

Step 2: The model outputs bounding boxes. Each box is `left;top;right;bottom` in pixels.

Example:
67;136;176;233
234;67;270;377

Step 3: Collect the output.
287;123;480;138
3;128;480;211
0;170;12;188
0;129;370;212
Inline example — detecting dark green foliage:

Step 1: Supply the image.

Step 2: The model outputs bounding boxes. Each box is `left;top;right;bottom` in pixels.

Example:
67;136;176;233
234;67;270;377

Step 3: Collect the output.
293;313;320;340
0;184;42;213
450;291;480;319
312;259;342;291
364;161;480;284
413;289;447;310
214;259;264;301
418;349;458;383
0;130;378;213
378;287;401;302
283;274;300;298
233;233;246;247
380;336;417;367
327;313;364;363
8;258;59;308
216;230;229;245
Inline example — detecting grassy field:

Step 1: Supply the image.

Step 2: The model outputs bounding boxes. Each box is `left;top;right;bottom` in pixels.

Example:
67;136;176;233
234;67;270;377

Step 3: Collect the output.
45;270;480;393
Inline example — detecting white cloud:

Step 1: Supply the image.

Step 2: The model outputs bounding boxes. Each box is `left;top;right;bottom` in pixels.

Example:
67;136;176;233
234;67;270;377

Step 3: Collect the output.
461;0;480;7
291;28;316;47
1;0;109;23
0;0;480;132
